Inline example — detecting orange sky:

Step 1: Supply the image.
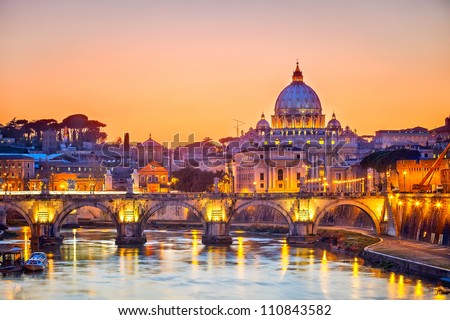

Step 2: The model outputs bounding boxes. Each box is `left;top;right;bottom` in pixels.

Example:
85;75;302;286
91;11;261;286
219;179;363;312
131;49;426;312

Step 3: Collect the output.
1;0;449;144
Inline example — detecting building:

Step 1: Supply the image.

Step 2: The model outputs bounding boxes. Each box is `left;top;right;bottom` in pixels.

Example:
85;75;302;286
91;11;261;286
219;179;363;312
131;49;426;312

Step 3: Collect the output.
395;159;450;192
138;134;166;167
230;63;367;193
137;161;169;192
374;127;431;148
0;154;35;191
42;130;58;154
441;169;450;193
173;138;225;172
431;116;450;141
231;147;306;193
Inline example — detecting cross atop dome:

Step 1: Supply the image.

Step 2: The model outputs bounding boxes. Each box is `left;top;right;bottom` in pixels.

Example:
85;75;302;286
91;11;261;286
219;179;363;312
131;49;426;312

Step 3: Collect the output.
292;61;303;82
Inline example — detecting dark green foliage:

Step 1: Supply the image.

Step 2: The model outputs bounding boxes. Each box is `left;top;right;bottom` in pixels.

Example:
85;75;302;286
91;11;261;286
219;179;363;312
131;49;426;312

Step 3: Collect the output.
172;168;225;192
360;149;420;173
0;114;107;148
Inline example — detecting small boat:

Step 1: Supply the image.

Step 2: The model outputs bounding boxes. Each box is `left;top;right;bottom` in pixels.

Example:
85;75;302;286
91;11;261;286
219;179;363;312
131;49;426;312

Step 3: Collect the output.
24;252;48;271
0;247;24;274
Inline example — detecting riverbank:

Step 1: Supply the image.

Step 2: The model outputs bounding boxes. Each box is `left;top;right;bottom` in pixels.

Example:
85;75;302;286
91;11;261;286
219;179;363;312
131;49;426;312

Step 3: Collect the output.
316;228;450;285
362;236;450;283
315;229;380;255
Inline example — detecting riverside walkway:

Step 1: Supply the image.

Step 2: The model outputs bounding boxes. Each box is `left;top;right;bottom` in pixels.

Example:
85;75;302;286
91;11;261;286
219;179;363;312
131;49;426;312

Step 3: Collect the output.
367;235;450;271
320;226;450;279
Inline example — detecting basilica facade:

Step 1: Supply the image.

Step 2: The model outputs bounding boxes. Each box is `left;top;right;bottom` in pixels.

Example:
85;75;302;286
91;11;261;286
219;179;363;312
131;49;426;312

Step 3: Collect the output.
230;63;364;193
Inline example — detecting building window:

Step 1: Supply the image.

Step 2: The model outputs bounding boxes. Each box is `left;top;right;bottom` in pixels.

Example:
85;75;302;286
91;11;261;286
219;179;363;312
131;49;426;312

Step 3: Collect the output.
277;169;283;180
155;176;159;182
260;183;264;188
297;173;301;180
260;173;264;180
148;176;152;183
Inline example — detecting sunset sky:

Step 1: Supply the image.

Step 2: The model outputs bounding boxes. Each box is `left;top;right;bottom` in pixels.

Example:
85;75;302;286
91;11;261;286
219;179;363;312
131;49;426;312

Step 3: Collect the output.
1;0;449;144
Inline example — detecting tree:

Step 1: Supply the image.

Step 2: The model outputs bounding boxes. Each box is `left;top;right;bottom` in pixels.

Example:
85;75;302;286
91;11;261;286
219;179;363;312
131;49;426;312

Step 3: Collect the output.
172;168;226;192
361;149;420;173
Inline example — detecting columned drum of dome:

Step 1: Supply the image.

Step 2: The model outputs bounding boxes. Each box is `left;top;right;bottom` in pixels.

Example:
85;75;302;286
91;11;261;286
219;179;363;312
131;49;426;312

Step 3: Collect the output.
271;63;325;129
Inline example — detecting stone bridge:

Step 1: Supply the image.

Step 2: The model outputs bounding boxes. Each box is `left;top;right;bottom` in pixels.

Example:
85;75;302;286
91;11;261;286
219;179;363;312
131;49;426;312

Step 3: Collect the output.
1;191;447;246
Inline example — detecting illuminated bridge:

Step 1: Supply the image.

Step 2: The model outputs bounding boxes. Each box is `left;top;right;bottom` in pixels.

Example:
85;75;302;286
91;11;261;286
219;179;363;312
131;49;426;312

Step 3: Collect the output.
0;191;448;246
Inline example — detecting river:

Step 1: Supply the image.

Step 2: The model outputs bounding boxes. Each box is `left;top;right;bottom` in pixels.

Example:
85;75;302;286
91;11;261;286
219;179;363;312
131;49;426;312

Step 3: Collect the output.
0;227;447;300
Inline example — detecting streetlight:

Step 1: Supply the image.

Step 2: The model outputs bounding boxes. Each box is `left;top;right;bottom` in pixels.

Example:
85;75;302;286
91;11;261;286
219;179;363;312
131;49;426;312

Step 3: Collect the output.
253;181;256;193
403;170;407;192
323;180;329;194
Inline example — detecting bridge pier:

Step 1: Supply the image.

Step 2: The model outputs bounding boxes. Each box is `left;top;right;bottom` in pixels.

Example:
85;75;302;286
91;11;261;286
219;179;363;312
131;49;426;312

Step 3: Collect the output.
30;223;64;247
202;222;232;245
286;222;316;245
115;223;147;245
0;207;7;230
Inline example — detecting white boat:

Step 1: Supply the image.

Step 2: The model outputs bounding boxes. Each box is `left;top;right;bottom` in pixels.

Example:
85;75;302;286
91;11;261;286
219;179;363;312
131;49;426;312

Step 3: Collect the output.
24;252;48;271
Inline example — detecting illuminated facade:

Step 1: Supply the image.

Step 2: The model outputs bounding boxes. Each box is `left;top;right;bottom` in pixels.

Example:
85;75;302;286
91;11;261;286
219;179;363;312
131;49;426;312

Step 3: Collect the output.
137;161;169;192
232;63;362;193
395;159;450;192
0;155;34;191
374;127;431;148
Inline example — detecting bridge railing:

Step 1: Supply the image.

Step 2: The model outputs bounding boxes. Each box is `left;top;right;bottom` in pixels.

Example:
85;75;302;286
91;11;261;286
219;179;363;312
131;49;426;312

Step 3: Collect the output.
2;190;440;201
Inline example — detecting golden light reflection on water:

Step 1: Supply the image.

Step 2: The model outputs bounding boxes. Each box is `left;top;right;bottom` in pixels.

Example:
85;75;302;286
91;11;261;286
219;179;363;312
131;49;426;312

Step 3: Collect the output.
398;275;405;299
414;280;423;298
352;257;359;277
237;236;245;279
435;292;446;300
1;227;447;300
23;226;30;260
72;228;77;262
322;250;328;262
319;250;329;298
119;247;139;275
387;272;409;299
351;257;360;299
280;239;289;278
191;230;199;271
388;272;397;299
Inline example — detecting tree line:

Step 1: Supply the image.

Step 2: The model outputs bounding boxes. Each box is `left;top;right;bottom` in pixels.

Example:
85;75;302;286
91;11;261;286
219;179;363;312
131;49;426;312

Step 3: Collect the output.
0;114;107;148
171;167;229;192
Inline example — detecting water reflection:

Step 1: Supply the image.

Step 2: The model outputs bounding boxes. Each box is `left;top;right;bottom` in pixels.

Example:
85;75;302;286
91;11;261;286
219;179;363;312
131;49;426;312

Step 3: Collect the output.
0;227;446;300
280;239;289;277
415;280;423;298
236;236;245;279
319;250;329;299
351;257;360;299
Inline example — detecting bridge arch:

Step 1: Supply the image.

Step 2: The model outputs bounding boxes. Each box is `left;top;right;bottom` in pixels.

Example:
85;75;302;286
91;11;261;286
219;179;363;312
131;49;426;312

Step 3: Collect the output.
54;201;119;236
313;200;381;234
1;203;35;236
140;200;206;226
229;200;294;228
